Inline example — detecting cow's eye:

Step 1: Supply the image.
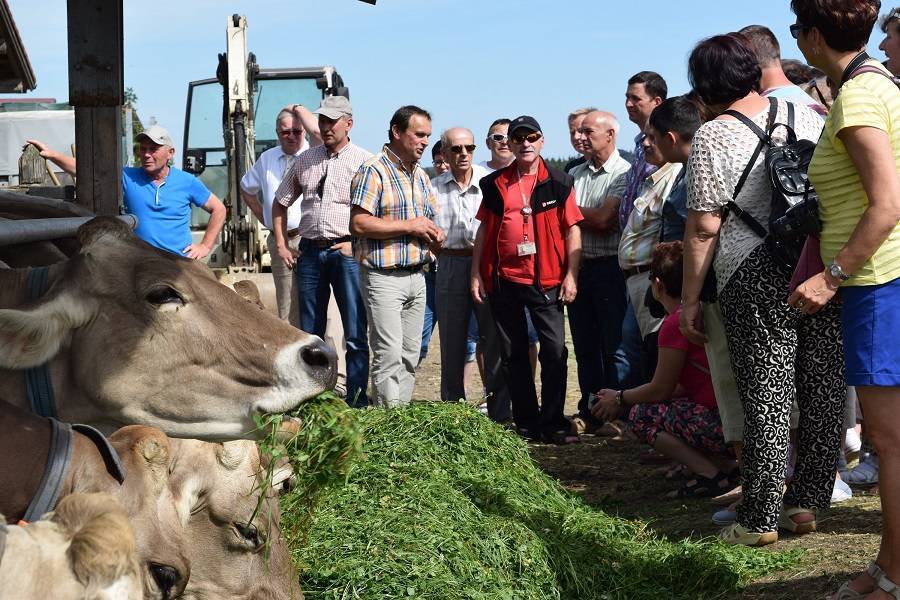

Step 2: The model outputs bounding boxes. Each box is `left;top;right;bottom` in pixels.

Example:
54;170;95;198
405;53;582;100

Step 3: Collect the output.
234;522;262;549
145;286;184;306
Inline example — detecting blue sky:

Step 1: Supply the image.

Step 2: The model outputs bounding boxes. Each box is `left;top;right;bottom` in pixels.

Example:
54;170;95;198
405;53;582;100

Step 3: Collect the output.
8;0;891;164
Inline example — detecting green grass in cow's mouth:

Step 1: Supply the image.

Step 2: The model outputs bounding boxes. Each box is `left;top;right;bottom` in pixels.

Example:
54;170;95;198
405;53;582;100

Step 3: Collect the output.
279;402;802;600
252;392;363;555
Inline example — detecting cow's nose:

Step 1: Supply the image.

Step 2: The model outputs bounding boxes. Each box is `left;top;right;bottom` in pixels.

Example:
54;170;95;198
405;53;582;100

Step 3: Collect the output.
300;338;338;386
149;563;180;598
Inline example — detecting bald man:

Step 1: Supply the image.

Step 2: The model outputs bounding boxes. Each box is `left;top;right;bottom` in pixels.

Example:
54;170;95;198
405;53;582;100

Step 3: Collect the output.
432;127;511;422
568;111;633;432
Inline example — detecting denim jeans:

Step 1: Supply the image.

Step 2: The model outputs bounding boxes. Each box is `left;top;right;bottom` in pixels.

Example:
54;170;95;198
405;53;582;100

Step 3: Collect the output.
296;242;369;407
419;265;437;363
566;256;629;420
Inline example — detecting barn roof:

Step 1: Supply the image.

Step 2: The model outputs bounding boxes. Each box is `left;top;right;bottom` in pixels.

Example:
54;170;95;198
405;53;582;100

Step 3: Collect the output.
0;0;35;93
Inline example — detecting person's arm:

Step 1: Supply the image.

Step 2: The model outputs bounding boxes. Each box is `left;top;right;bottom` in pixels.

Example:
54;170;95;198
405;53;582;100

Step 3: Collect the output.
790;126;900;312
679;209;722;345
25;139;76;177
560;224;581;304
291;104;322;147
591;347;686;421
470;222;488;304
271;202;300;268
349;205;442;241
183;193;226;259
578;201;620;233
239;189;265;224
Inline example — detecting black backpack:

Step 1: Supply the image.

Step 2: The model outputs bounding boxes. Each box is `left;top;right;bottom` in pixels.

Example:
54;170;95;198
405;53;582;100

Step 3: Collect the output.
721;97;820;270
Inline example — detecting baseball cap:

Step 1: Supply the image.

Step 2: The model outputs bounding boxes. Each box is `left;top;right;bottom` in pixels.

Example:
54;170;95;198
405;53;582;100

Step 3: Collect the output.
136;124;173;147
508;115;541;136
314;96;353;120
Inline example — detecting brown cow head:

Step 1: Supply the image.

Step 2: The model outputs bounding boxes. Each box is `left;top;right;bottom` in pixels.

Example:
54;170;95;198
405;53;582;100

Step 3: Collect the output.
0;217;337;440
168;438;303;600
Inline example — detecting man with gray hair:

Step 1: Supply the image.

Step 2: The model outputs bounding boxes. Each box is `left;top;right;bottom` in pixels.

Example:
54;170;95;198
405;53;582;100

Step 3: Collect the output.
568;110;631;433
274;95;373;407
564;107;597;172
432;127;511;422
26;125;227;259
240;104;320;322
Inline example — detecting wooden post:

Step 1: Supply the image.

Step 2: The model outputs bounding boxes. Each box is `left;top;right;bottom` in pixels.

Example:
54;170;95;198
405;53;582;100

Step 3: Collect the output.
66;0;123;216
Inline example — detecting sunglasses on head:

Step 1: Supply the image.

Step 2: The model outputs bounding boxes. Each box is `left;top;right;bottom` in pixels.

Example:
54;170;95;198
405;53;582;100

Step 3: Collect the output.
510;132;542;145
449;144;476;154
789;22;807;39
279;129;303;137
489;133;508;143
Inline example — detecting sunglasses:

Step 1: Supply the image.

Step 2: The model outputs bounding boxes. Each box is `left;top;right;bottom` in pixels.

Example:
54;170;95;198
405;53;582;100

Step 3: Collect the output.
449;144;476;154
789;22;807;39
279;129;303;137
488;133;508;143
510;132;542;145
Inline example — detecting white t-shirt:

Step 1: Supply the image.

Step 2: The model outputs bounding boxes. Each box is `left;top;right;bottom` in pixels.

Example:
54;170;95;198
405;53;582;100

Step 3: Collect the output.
239;141;308;230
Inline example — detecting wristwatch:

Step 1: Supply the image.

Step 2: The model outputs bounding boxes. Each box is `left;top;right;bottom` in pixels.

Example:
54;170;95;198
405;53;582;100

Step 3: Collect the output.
828;262;850;282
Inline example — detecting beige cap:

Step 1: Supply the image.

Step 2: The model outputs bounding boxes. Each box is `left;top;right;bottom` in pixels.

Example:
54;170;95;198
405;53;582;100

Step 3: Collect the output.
314;96;353;120
136;124;173;147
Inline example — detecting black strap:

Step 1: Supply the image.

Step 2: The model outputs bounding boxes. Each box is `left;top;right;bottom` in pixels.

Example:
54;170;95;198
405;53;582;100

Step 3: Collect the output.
24;267;57;419
718;98;781;240
23;418;74;521
73;424;126;484
840;51;872;86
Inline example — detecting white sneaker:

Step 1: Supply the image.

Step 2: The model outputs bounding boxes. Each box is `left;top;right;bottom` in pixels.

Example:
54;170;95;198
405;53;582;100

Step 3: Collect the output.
831;478;853;504
844;428;862;454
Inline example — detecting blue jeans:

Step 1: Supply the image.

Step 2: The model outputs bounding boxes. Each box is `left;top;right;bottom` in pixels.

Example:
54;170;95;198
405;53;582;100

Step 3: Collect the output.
567;256;630;420
419;265;437;363
296;242;369;408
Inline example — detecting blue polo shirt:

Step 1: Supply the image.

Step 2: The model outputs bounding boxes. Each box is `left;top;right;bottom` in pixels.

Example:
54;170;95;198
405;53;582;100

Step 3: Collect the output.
122;166;211;255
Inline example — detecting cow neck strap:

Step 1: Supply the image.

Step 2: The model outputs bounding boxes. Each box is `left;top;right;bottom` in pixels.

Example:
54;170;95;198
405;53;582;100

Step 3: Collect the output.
24;266;57;419
23;417;74;522
72;424;126;484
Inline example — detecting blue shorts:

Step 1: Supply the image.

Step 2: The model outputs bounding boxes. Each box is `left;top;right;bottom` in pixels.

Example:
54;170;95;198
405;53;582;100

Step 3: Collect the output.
842;277;900;387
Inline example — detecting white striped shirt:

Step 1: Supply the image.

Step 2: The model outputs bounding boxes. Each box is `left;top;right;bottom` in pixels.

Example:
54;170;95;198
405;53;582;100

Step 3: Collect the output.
431;164;488;249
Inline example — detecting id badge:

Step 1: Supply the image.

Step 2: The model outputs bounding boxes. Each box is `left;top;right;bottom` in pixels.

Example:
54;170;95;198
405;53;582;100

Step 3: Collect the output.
517;241;537;256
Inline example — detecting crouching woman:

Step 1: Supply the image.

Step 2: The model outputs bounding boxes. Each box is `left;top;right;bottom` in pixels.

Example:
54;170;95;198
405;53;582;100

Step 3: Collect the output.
592;241;734;497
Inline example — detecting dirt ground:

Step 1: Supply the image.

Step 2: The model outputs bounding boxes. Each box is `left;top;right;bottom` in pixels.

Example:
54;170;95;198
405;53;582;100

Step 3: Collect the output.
412;319;883;600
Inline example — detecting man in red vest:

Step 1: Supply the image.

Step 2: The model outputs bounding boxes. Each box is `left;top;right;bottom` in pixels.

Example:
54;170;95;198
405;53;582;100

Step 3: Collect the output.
471;115;583;444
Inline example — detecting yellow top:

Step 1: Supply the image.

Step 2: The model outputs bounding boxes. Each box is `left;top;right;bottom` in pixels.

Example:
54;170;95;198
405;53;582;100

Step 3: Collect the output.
809;61;900;286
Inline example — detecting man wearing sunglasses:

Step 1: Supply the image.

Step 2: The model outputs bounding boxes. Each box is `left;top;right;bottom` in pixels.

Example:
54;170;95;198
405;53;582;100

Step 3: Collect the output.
350;105;445;408
479;118;514;172
239;105;319;324
472;115;584;445
272;95;373;408
431;127;511;422
880;7;900;75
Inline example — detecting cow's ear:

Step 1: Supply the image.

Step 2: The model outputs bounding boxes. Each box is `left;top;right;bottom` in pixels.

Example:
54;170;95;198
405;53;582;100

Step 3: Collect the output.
0;293;96;368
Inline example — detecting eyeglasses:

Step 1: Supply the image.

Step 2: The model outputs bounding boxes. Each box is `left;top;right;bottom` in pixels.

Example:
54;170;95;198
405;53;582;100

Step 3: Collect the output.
789;22;807;39
488;133;508;143
279;129;303;137
449;144;476;154
510;132;542;145
433;158;447;166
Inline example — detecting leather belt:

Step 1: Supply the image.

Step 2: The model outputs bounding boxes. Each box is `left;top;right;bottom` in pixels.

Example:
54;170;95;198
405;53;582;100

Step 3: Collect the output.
387;263;426;274
440;248;473;257
286;228;301;239
623;264;651;278
301;235;352;248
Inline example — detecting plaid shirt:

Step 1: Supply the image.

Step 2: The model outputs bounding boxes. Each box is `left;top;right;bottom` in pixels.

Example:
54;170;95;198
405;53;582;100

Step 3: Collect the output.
618;162;682;269
430;164;489;249
618;133;658;229
570;149;631;258
350;145;439;269
275;141;372;239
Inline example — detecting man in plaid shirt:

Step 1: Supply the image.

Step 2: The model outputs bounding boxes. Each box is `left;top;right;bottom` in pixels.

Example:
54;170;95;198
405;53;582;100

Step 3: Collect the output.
350;105;445;408
273;96;372;408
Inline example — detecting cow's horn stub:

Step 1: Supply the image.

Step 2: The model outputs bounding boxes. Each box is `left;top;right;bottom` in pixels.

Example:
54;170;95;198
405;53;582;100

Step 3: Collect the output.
77;216;133;250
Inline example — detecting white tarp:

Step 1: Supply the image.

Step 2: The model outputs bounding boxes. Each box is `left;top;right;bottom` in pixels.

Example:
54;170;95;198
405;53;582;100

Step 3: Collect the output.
0;110;75;180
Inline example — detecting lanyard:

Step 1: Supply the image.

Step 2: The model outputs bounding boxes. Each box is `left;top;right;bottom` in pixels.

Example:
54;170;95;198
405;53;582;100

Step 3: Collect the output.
840;51;871;87
516;170;536;242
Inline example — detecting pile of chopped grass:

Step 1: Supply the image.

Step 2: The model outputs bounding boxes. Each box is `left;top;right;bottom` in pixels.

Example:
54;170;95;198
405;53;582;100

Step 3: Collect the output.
280;402;799;599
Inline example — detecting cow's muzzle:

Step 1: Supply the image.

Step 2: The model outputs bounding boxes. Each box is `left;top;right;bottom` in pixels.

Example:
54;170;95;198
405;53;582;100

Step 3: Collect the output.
299;337;338;389
149;562;186;599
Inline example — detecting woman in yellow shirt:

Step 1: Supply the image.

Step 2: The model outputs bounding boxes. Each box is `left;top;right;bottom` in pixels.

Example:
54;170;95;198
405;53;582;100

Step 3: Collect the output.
790;1;900;598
